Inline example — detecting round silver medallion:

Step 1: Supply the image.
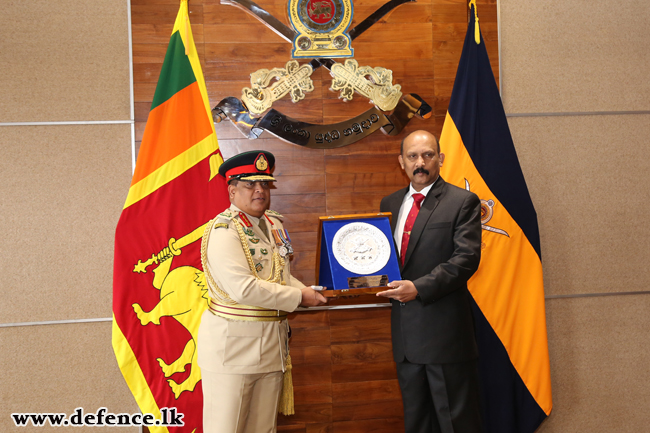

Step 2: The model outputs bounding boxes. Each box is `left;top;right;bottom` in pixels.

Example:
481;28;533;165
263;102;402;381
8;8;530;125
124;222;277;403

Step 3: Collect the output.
297;36;311;50
332;222;390;274
333;35;347;49
278;245;288;257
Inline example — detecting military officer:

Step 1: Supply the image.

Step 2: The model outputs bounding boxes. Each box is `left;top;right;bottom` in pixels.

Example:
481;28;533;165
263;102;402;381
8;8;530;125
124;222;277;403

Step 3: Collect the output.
198;150;327;433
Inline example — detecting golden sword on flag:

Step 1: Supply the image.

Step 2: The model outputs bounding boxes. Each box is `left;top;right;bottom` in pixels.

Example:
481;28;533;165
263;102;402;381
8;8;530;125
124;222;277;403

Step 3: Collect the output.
133;223;209;273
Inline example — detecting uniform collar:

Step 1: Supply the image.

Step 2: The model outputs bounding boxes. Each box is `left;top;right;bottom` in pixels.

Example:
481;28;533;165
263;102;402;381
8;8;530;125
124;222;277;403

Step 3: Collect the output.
229;203;261;225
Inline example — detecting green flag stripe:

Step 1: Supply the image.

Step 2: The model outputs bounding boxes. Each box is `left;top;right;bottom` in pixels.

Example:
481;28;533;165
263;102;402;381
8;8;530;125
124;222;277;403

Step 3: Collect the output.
151;31;197;111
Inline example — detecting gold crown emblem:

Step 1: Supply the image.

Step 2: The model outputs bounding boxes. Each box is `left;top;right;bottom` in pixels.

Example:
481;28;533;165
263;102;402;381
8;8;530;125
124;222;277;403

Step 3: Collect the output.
255;154;268;171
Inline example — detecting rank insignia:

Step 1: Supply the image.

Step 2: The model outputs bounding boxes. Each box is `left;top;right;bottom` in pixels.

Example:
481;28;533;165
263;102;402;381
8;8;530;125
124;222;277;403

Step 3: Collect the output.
250;238;260;244
261;248;268;255
238;212;253;227
250;248;256;256
255;263;264;272
214;223;228;229
244;228;255;236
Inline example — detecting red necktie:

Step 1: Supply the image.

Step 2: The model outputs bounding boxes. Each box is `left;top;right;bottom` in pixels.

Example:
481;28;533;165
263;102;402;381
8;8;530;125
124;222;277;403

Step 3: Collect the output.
400;193;425;265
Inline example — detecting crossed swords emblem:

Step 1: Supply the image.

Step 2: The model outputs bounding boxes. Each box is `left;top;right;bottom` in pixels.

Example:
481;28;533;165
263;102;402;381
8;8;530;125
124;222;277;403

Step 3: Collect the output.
212;0;432;149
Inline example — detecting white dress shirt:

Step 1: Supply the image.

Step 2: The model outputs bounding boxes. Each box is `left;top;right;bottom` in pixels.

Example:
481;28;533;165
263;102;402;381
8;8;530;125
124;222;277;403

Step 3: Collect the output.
394;179;437;255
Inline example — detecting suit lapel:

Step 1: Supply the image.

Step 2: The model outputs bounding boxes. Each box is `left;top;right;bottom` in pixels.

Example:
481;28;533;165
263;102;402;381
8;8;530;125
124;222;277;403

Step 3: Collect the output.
403;178;446;267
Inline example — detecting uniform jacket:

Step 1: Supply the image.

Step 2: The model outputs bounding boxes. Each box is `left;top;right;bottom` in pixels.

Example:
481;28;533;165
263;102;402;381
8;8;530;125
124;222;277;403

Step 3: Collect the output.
197;204;303;375
380;177;482;364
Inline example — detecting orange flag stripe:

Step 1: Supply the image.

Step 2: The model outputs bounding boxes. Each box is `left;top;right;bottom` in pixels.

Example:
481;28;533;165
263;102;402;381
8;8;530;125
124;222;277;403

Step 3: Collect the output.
124;133;217;209
131;81;213;186
440;113;552;415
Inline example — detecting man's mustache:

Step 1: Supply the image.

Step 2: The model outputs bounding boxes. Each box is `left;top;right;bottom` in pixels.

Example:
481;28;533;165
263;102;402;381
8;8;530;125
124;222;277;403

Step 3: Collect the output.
413;167;429;176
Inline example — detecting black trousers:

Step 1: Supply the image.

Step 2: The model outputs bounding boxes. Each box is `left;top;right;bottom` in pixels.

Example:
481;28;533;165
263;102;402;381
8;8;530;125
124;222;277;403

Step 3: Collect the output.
396;359;483;433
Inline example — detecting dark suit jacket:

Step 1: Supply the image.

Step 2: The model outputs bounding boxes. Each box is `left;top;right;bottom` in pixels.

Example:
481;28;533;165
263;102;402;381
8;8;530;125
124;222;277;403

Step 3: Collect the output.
380;177;482;364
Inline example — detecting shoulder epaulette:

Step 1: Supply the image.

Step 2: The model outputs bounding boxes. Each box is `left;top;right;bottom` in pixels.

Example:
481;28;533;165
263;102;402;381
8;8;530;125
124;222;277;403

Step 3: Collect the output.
265;209;284;219
218;210;235;219
213;211;235;228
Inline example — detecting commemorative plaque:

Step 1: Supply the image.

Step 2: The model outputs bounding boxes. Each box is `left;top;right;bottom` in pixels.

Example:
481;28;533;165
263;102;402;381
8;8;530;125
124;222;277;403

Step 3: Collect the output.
316;213;401;297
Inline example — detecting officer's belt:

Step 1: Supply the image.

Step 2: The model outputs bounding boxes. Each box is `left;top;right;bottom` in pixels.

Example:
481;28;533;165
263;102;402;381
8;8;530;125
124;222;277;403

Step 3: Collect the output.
209;300;289;321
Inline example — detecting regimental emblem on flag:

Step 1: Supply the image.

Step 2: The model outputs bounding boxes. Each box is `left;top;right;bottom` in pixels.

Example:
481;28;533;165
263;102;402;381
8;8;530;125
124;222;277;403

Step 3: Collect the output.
112;1;230;431
439;1;552;432
463;179;509;238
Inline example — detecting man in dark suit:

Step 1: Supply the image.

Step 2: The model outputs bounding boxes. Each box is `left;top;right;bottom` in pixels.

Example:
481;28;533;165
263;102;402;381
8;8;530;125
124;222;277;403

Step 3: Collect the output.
377;130;483;433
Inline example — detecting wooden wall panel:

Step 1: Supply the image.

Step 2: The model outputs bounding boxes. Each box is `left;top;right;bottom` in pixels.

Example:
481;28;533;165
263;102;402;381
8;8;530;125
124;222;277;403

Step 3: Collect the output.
131;0;498;430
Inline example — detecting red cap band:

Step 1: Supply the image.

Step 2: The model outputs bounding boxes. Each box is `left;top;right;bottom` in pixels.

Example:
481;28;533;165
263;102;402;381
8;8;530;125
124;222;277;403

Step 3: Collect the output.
225;164;269;179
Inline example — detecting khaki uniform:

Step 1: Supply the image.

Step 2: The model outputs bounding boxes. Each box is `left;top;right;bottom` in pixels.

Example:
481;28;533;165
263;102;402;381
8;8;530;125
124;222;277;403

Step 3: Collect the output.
197;204;303;433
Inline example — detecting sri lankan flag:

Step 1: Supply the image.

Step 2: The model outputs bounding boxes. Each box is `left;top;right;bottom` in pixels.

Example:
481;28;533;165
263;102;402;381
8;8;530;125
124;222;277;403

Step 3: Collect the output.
112;1;229;431
439;2;552;432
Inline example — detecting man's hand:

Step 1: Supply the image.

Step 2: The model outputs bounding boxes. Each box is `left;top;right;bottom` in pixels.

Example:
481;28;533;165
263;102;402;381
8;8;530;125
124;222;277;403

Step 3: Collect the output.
376;280;418;303
300;287;328;307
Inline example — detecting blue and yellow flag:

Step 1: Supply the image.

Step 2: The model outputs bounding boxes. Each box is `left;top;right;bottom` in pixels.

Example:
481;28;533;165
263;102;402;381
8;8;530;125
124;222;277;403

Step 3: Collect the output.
112;1;229;431
439;2;552;431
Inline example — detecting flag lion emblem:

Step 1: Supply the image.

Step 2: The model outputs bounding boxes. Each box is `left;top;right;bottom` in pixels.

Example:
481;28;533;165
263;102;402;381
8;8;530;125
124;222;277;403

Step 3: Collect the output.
132;224;210;398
